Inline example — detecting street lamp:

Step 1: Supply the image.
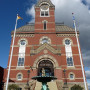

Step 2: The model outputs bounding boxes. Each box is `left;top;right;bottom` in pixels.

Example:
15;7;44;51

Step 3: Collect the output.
63;69;67;85
63;69;68;90
27;70;30;85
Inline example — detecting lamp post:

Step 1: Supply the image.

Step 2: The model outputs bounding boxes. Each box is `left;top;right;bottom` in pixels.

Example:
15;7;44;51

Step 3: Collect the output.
63;69;67;85
63;69;68;90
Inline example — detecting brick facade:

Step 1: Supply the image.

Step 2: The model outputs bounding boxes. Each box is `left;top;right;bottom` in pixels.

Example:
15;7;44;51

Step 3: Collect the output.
4;0;88;90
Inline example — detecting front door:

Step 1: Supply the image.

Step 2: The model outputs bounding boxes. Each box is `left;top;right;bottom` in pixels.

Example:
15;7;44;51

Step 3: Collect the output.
38;60;54;76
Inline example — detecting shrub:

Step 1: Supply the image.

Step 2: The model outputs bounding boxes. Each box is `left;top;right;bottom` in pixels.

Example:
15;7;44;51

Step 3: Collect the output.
71;84;83;90
8;84;20;90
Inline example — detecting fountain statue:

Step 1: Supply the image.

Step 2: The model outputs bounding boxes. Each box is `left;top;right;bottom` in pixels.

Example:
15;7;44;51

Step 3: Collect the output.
32;68;57;90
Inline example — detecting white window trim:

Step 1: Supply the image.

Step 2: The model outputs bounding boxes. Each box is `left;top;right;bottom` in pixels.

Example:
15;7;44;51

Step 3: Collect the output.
66;56;74;67
40;8;50;17
17;56;25;67
16;73;23;81
64;38;74;67
69;72;75;80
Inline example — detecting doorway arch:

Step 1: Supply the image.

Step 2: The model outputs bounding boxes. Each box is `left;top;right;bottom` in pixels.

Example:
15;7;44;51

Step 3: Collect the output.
38;60;54;76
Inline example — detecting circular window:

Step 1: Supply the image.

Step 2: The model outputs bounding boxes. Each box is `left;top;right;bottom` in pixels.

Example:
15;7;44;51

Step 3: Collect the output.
42;38;49;44
20;40;26;45
65;39;70;45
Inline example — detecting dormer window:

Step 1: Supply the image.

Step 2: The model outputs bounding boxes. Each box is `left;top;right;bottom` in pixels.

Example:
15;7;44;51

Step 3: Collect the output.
40;4;49;17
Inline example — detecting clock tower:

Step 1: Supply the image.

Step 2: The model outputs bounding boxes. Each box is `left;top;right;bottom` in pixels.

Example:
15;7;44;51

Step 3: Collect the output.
35;0;55;33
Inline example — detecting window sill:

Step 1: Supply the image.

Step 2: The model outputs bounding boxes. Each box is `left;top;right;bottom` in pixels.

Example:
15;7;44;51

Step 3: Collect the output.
40;16;50;17
67;66;75;69
16;66;25;70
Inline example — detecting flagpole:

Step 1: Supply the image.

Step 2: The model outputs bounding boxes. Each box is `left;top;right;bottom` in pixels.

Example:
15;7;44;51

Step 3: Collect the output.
5;14;18;90
72;14;87;90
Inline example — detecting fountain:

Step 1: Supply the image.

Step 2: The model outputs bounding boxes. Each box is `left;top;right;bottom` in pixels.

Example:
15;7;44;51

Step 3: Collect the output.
32;68;57;90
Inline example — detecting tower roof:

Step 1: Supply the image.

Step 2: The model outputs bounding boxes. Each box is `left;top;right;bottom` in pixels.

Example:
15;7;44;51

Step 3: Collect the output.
35;0;55;7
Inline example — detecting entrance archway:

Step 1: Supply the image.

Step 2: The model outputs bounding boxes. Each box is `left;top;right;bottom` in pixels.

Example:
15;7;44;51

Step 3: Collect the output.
38;60;54;76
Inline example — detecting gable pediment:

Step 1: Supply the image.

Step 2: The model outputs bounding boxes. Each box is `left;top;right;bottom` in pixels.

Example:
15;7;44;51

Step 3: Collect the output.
30;43;61;55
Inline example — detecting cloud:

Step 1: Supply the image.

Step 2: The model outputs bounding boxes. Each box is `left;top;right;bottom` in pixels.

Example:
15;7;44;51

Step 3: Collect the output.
83;51;90;67
86;71;90;79
88;83;90;90
86;0;90;4
26;4;35;23
26;0;90;68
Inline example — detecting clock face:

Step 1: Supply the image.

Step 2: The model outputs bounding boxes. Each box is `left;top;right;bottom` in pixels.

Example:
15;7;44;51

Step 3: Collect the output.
41;4;49;10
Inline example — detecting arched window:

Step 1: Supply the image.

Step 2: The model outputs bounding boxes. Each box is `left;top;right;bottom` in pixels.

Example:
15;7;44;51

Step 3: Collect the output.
40;36;51;44
17;74;22;80
44;21;47;30
17;40;26;67
64;39;74;66
40;4;49;17
20;40;26;46
42;38;49;44
65;39;71;45
69;73;75;80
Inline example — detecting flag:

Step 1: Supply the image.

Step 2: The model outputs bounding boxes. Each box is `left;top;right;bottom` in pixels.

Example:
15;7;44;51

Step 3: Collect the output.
17;15;23;20
72;13;75;20
72;13;75;27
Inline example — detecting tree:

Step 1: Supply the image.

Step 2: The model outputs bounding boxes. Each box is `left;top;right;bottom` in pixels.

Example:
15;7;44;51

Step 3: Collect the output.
8;84;20;90
71;84;83;90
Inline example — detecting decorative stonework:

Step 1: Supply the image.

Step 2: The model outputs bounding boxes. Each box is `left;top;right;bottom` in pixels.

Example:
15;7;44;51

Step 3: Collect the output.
56;34;79;37
43;50;48;54
56;80;63;90
30;43;61;55
33;54;59;68
12;34;34;37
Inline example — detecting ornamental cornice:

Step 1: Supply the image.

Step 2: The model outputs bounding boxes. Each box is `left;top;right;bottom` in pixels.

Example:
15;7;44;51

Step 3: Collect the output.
56;34;79;37
11;34;34;37
30;43;61;55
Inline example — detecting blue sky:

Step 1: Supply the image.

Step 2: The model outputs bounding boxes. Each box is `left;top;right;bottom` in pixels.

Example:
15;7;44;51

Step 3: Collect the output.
0;0;90;89
0;0;34;68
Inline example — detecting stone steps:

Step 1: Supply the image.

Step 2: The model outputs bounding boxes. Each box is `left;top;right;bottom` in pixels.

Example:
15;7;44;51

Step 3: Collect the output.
35;81;58;90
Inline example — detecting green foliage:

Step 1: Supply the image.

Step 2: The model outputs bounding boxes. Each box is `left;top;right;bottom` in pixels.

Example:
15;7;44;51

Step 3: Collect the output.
8;84;20;90
71;84;83;90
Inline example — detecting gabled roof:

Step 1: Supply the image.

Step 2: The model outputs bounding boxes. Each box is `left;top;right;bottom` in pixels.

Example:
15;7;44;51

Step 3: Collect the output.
35;0;55;7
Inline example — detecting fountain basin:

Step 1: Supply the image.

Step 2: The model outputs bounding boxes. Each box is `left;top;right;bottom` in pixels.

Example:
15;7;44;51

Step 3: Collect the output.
32;76;57;82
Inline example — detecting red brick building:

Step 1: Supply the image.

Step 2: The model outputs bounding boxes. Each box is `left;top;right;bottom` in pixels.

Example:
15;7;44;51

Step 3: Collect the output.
4;0;88;90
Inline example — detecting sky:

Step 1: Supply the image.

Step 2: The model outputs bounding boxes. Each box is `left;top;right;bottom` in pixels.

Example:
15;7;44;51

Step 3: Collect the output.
0;0;90;89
